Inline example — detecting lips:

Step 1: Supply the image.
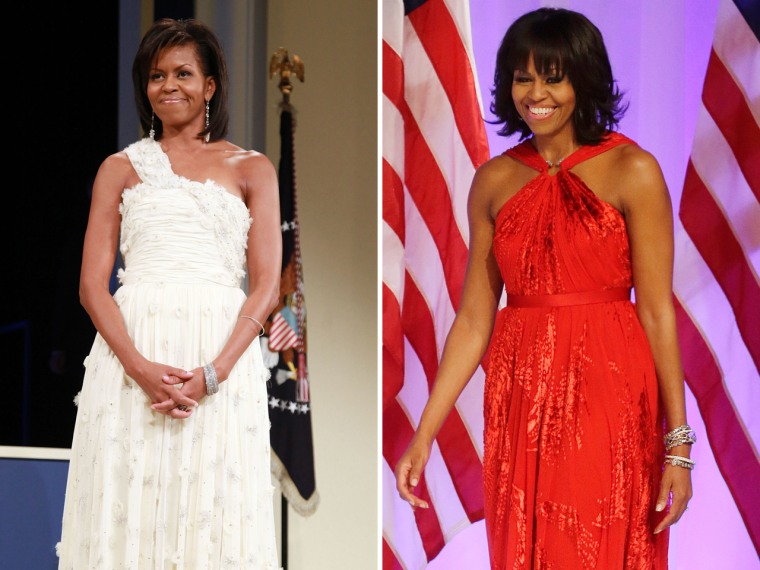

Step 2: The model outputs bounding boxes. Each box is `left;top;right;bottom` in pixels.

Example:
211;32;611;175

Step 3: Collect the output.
527;106;556;118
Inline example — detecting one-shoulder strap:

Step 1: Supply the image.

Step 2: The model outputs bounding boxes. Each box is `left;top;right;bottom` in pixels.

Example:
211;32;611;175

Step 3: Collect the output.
502;132;637;172
124;138;173;186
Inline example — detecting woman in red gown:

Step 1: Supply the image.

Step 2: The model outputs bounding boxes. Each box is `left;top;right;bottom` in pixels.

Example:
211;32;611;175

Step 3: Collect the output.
395;8;694;569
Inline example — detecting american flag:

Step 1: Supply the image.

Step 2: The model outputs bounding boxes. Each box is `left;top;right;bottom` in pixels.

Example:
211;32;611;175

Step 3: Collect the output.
382;0;490;566
268;309;299;352
673;0;760;557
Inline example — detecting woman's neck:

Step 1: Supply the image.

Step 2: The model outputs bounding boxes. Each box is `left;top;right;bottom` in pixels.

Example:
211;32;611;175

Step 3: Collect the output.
158;129;208;153
530;134;580;167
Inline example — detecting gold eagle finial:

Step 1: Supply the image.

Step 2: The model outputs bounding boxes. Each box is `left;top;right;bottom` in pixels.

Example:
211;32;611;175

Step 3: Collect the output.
269;48;305;106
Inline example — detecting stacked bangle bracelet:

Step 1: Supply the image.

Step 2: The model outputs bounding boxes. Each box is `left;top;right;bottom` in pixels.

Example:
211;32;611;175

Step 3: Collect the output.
664;455;696;470
663;424;696;470
204;362;219;396
664;424;696;450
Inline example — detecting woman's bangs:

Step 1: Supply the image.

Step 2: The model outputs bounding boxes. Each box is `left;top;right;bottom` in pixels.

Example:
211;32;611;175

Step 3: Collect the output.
506;34;566;78
530;38;566;77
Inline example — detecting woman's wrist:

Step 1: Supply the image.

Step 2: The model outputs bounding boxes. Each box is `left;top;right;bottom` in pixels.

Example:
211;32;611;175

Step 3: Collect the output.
662;424;696;470
207;359;230;383
664;423;696;450
667;443;692;458
121;352;149;379
411;426;436;449
203;362;220;395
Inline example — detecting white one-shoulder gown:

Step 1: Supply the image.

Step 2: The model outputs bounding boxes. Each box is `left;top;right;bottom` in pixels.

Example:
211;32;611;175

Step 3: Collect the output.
57;138;280;570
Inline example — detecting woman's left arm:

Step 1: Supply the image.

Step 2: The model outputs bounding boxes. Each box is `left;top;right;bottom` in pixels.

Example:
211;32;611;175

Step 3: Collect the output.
212;151;282;381
619;146;693;534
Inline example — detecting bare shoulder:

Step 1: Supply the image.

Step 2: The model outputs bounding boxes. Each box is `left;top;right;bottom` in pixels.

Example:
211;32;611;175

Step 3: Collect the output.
614;144;667;192
474;153;520;186
216;143;277;202
229;146;276;173
471;152;532;219
219;144;275;179
603;143;669;213
94;150;140;194
99;150;132;175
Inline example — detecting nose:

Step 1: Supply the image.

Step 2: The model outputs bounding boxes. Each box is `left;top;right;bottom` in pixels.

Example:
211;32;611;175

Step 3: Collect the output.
162;76;178;91
528;78;547;100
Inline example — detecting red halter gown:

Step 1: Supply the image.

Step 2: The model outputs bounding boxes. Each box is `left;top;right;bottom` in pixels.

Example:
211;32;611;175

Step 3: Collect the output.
483;132;669;569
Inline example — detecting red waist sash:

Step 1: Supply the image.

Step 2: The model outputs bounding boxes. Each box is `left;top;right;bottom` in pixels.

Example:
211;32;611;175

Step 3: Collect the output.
506;287;631;308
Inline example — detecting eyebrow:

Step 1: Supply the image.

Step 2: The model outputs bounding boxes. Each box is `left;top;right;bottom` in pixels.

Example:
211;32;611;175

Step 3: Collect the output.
150;62;196;72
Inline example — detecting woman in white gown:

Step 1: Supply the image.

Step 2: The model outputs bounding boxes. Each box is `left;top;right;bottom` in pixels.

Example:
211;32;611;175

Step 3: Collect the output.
57;18;281;569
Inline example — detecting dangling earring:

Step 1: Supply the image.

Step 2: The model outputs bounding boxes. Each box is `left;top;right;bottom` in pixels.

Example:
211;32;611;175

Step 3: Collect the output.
204;100;210;143
149;112;155;140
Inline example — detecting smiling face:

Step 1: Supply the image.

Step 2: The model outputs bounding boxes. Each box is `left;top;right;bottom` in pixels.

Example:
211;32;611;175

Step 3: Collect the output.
147;44;215;133
511;54;576;142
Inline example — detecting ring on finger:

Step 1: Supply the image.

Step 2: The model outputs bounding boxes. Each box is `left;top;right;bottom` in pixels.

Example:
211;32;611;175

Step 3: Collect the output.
177;404;189;411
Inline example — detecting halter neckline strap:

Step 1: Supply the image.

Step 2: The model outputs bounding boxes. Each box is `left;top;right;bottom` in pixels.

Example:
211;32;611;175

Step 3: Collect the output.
504;132;636;172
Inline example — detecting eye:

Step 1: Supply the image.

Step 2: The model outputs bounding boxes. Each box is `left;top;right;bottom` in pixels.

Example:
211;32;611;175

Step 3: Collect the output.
513;75;532;84
178;70;192;78
149;72;164;82
546;75;565;84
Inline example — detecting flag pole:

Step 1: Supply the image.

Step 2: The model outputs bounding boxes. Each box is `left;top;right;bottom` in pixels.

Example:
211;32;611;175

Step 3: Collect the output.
269;47;305;570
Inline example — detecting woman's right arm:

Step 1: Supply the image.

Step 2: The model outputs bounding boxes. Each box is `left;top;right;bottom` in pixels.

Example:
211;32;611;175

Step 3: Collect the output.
395;161;506;508
79;154;195;413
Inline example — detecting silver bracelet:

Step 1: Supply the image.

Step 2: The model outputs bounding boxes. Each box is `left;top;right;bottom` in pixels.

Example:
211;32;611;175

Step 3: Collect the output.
664;424;696;450
666;435;696;451
204;362;219;396
239;315;265;337
664;454;696;470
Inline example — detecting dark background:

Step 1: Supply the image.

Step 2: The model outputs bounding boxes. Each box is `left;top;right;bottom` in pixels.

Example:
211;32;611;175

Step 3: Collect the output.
1;1;193;448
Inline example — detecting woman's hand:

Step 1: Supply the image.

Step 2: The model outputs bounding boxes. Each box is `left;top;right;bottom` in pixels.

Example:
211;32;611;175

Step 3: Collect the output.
153;366;209;417
653;462;693;534
395;437;432;510
127;360;197;418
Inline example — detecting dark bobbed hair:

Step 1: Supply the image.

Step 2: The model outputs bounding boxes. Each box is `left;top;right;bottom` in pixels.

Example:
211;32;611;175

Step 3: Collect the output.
132;18;229;142
490;8;627;145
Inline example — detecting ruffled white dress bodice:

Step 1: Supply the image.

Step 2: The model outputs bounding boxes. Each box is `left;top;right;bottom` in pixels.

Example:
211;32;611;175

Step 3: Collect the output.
119;138;252;287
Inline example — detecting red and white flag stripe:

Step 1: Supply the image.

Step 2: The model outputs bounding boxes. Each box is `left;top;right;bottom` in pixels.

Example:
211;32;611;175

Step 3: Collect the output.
673;0;760;555
269;312;298;352
382;0;490;566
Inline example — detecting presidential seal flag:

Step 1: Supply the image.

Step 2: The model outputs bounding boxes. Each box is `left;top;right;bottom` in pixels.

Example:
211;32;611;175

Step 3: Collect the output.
264;103;318;517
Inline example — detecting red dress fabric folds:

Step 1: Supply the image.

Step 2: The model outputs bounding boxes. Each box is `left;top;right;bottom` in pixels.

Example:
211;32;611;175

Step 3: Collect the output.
483;132;669;569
